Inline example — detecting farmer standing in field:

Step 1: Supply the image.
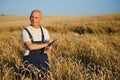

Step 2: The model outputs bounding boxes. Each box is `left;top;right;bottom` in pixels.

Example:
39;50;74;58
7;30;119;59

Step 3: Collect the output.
21;10;53;78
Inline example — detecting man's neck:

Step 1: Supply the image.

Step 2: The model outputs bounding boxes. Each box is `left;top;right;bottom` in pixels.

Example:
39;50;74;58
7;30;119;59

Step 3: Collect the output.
31;25;40;29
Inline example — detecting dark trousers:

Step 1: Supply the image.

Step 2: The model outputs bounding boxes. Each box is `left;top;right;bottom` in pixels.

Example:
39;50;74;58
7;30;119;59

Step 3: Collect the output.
23;49;50;79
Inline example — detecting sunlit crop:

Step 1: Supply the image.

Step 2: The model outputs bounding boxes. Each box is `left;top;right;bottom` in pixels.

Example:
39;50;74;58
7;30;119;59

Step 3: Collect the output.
0;14;120;80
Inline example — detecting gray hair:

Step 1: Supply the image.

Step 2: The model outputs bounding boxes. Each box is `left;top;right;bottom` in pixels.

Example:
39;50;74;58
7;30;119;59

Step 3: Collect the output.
30;10;42;16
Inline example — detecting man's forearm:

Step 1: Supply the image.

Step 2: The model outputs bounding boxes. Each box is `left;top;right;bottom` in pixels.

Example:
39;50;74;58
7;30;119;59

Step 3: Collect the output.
25;42;48;50
24;39;54;50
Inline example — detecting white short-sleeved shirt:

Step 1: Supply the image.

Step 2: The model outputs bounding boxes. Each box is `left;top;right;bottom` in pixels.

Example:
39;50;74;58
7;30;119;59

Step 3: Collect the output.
21;25;50;56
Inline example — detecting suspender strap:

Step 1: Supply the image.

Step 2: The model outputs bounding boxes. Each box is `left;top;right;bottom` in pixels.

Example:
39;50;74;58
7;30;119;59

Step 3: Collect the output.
24;28;33;42
24;26;45;42
40;26;45;42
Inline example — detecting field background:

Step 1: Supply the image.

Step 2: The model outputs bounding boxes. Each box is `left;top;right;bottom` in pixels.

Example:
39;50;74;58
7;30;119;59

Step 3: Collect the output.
0;14;120;80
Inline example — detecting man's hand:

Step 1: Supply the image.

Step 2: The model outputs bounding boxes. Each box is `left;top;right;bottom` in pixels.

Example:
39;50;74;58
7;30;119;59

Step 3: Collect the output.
45;39;54;52
47;39;54;45
45;45;53;52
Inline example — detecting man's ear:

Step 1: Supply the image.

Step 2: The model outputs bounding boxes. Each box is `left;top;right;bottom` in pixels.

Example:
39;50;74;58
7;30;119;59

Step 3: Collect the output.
30;16;31;20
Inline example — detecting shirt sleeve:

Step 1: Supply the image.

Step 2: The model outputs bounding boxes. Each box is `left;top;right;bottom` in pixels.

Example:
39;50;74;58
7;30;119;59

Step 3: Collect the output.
44;28;50;41
21;29;31;42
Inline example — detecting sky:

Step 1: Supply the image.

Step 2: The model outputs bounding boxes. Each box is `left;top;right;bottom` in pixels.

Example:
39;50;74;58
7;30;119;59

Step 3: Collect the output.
0;0;120;16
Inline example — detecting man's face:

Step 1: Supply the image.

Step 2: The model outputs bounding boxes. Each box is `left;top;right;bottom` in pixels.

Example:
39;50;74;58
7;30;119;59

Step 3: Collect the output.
30;12;42;27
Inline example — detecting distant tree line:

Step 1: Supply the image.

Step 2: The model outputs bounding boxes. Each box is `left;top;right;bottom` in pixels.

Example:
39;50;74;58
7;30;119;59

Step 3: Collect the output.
0;14;7;16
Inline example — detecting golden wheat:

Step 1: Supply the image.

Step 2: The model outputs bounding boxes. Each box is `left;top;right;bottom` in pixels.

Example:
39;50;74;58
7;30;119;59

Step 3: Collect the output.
0;14;120;80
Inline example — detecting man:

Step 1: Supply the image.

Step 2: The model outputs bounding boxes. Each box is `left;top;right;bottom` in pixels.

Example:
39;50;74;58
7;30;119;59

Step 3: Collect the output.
21;10;53;77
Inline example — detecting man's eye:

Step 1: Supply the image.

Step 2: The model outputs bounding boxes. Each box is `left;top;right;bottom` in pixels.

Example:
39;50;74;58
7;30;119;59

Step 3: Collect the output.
36;17;38;19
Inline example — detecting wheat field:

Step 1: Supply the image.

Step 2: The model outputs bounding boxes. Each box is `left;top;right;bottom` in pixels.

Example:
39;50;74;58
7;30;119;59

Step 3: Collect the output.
0;14;120;80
